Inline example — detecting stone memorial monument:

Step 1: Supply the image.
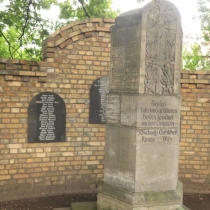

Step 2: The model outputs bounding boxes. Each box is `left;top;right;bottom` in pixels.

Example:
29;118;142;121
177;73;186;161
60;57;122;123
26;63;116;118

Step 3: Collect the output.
28;92;66;143
98;0;183;209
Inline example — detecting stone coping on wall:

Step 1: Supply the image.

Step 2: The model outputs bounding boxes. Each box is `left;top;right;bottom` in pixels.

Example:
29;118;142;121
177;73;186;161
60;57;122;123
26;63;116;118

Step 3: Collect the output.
0;65;210;84
0;58;47;82
181;70;210;88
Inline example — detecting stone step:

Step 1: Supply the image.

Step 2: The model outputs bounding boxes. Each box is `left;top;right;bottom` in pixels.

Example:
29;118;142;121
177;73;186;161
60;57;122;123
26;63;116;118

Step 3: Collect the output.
70;201;97;210
53;203;190;210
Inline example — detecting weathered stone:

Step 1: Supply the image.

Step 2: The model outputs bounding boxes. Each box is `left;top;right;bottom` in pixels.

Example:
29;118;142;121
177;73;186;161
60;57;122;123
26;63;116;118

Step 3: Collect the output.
98;182;183;210
106;94;120;124
110;0;182;95
98;0;183;209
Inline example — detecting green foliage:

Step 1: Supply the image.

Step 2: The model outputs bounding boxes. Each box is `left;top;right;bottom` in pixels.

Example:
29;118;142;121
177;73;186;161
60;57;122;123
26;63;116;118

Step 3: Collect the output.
0;28;16;58
0;0;55;60
182;43;210;70
76;0;118;19
197;0;210;41
179;0;210;71
0;0;119;61
57;0;118;21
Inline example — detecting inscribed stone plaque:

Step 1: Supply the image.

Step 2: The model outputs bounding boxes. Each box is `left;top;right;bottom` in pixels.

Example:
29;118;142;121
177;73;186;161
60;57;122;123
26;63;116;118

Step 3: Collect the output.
121;94;180;123
28;92;66;143
110;24;140;92
136;95;180;130
89;76;110;124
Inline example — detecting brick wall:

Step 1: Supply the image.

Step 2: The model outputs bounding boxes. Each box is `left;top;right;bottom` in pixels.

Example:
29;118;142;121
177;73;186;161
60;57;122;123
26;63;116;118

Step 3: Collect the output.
0;18;210;201
0;18;113;201
180;71;210;194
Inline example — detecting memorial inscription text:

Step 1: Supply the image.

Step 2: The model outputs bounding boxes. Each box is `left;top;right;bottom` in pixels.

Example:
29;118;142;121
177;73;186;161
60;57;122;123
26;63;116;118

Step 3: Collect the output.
28;92;66;143
89;76;110;124
110;25;140;91
138;99;179;143
37;94;57;141
98;78;109;122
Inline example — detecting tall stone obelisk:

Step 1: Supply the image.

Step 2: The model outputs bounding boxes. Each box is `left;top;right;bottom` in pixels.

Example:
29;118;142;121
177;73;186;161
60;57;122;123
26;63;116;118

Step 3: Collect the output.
97;0;183;209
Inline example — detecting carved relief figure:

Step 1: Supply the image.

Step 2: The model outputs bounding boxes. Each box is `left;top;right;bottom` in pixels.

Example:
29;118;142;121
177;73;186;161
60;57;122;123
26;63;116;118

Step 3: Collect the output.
144;4;177;95
145;63;163;94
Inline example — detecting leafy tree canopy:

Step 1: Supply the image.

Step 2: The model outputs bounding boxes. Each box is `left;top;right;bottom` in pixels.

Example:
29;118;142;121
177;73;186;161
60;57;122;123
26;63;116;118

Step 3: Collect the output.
183;0;210;70
197;0;210;42
182;43;210;70
0;0;119;61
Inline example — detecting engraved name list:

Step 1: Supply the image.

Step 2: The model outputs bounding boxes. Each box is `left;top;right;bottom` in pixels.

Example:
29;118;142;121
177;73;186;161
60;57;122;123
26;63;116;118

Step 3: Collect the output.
37;94;57;141
28;92;66;143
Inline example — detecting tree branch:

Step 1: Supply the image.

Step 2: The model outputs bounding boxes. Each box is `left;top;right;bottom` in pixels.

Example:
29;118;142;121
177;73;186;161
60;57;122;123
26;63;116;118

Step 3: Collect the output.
78;0;90;18
0;29;21;58
19;0;32;46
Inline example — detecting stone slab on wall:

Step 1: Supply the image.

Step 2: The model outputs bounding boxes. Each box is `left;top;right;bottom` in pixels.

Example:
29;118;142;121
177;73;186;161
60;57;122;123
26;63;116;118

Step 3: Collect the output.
28;92;66;143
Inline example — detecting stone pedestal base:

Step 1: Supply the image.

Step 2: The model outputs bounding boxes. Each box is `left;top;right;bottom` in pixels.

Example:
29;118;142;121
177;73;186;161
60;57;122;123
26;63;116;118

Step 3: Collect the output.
97;182;183;210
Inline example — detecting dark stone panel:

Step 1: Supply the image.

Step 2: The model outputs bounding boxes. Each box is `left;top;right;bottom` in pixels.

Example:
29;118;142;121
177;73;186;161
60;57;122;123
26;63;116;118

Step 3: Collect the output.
28;92;66;143
89;76;110;124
